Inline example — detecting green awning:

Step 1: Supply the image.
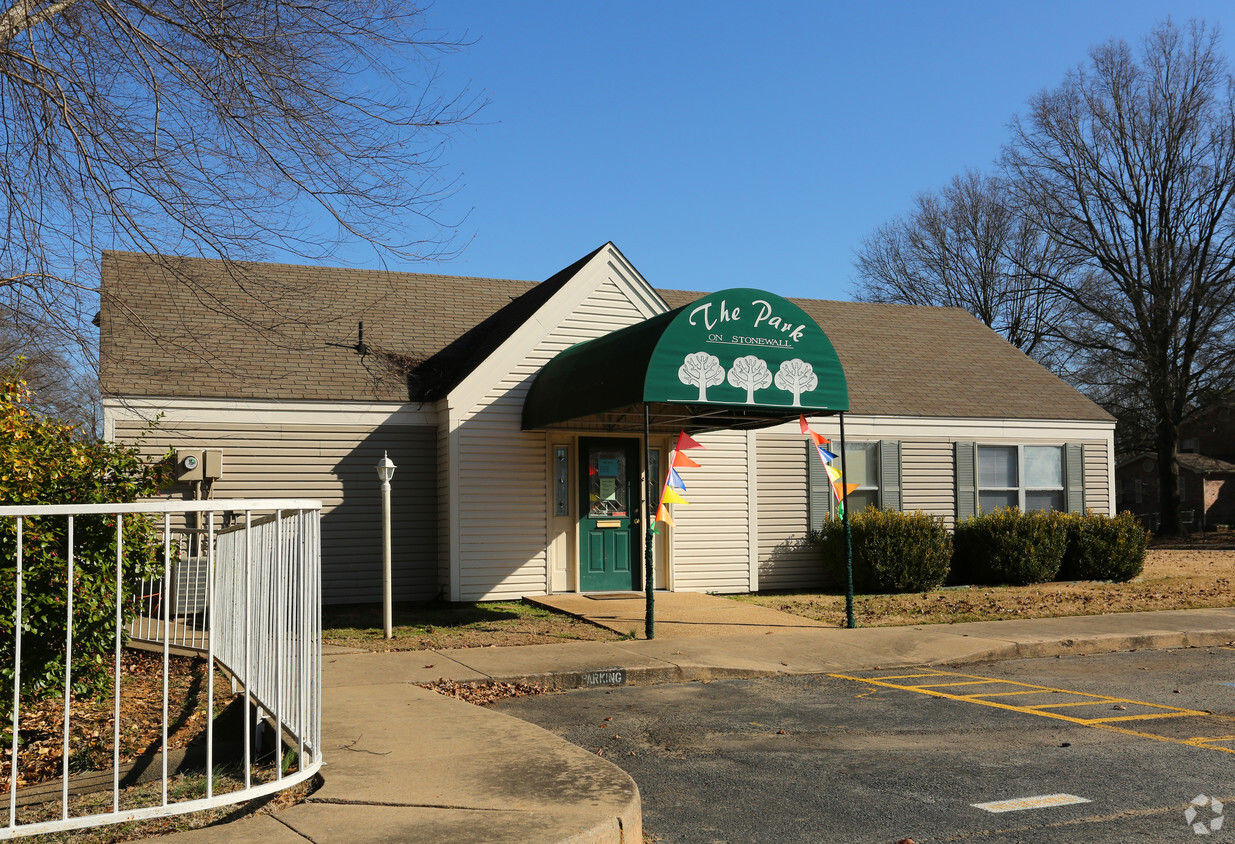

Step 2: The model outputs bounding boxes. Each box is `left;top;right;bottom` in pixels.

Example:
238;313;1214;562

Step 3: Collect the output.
522;288;848;433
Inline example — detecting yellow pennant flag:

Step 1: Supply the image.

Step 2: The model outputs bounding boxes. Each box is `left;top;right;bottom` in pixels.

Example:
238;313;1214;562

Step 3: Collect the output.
826;464;841;482
661;486;690;506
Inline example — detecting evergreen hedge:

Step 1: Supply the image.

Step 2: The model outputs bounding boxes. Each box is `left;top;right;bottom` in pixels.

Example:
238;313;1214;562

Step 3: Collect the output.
1058;510;1148;582
816;507;952;594
951;508;1067;586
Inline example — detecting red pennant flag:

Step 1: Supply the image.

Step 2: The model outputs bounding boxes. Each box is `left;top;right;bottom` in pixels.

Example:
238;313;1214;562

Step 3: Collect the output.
799;414;811;435
676;431;704;451
811;430;830;446
672;450;701;469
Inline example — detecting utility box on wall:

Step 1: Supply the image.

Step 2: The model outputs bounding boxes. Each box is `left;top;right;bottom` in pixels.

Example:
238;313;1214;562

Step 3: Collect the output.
203;449;223;480
174;448;224;482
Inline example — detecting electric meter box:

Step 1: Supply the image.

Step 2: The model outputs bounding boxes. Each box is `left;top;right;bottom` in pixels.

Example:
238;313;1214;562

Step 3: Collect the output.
203;449;223;479
175;448;203;482
174;448;223;482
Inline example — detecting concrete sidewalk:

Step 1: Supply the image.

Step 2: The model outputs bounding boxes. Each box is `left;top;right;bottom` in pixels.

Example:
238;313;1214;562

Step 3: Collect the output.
159;605;1235;844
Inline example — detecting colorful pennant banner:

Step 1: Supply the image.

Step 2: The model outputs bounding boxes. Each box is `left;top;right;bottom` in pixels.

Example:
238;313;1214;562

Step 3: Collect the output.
800;414;851;517
654;431;705;531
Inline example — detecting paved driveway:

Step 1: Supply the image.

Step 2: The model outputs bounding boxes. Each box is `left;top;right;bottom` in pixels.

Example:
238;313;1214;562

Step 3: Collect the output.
497;647;1235;843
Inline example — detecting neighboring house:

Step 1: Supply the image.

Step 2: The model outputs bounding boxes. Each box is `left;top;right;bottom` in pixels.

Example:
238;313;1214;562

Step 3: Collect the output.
100;243;1116;605
1181;399;1235;464
1115;452;1235;531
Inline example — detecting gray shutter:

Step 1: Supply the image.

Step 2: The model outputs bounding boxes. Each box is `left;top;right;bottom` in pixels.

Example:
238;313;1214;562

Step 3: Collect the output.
956;441;976;521
807;440;831;531
1064;442;1085;513
879;440;902;511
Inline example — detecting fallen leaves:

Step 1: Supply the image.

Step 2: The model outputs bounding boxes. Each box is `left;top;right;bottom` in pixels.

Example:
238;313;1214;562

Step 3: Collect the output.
1;650;230;794
419;679;547;706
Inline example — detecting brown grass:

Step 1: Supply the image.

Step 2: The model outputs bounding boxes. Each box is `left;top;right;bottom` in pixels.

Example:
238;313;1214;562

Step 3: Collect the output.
322;600;620;652
732;549;1235;627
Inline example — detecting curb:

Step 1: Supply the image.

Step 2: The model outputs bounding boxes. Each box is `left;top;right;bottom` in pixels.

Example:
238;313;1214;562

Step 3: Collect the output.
478;628;1235;691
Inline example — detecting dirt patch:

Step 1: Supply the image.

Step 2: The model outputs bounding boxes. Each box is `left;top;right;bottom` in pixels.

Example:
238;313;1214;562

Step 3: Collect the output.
735;549;1235;627
322;600;621;652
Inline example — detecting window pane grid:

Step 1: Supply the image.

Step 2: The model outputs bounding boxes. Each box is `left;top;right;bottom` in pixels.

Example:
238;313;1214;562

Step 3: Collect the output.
842;443;880;511
977;445;1064;513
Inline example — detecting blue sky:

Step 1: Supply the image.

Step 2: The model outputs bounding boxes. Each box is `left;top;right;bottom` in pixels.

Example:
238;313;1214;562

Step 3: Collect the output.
337;1;1235;302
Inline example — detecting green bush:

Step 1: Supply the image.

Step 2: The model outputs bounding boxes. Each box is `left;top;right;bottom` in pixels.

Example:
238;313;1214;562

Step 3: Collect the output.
951;508;1067;586
815;507;952;593
1057;510;1148;582
0;366;168;705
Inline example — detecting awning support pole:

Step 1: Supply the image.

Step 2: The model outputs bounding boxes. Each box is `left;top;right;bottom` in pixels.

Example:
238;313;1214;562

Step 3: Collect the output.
643;403;655;639
839;412;855;629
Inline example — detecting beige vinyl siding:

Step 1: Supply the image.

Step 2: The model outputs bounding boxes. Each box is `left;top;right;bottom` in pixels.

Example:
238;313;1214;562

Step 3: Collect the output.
672;430;750;593
454;278;651;600
1083;441;1111;514
437;406;452;594
755;434;829;590
113;419;437;604
901;441;957;526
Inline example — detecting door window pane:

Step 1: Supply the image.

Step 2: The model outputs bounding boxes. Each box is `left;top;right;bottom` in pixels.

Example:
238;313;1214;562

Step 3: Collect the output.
554;446;570;517
589;449;627;517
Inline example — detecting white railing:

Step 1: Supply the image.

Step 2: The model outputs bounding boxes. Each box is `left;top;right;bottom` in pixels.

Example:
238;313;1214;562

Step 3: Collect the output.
0;499;322;839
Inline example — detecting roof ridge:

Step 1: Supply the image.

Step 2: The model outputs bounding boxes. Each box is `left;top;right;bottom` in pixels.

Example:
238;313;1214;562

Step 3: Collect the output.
102;250;535;287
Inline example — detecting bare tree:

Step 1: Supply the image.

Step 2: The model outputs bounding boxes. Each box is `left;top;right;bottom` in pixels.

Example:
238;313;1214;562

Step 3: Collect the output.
1003;20;1235;535
1;322;98;431
0;0;480;367
853;171;1067;365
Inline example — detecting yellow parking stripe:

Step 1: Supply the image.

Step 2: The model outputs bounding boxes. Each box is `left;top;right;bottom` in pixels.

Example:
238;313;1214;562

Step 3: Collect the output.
830;670;1235;756
862;672;950;681
911;680;1010;689
1081;712;1195;724
1025;701;1113;709
962;690;1050;699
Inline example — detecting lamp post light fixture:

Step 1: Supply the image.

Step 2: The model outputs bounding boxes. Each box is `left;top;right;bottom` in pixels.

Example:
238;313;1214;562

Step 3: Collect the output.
375;451;396;639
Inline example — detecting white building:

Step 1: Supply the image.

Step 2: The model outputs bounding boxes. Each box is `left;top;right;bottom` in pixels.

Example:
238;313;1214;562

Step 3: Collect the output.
101;243;1115;604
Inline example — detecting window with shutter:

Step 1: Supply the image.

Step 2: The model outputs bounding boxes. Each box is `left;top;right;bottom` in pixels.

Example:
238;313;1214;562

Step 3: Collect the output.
962;443;1079;514
808;440;901;526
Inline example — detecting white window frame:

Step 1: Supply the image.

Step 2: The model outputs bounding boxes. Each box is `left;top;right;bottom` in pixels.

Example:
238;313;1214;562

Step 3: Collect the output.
977;444;1065;513
841;441;881;512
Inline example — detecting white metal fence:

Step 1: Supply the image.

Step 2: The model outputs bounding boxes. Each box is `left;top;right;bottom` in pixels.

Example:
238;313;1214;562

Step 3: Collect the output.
0;499;322;839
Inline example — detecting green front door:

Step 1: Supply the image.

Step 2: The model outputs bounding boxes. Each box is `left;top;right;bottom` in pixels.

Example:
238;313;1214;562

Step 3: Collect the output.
579;437;640;591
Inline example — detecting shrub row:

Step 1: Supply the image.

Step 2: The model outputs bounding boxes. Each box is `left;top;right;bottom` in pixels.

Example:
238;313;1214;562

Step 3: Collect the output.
815;508;952;594
815;507;1147;594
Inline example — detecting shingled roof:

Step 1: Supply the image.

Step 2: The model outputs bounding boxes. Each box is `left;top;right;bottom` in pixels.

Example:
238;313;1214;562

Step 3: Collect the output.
100;250;1112;422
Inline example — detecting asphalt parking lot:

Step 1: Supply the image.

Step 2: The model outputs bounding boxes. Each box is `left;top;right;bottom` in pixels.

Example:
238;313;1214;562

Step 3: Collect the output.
497;647;1235;843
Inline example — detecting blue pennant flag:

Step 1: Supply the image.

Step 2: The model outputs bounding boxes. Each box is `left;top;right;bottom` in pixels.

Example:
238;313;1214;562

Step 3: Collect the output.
816;444;837;464
667;468;687;489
